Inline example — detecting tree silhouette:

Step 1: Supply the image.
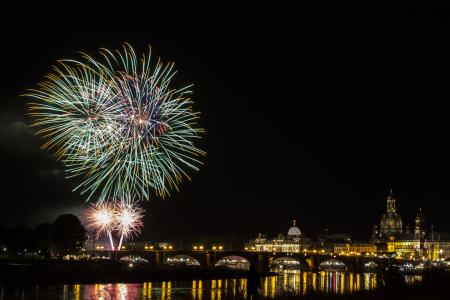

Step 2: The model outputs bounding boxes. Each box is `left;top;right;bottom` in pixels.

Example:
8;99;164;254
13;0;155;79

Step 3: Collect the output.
50;214;86;255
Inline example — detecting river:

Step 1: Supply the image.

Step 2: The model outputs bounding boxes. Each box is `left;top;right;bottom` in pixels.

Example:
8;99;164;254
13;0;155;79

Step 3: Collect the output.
0;270;420;299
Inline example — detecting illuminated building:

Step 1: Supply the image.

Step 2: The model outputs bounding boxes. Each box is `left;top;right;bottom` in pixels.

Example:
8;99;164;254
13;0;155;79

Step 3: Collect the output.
334;243;376;255
386;209;450;259
371;190;403;243
253;220;312;253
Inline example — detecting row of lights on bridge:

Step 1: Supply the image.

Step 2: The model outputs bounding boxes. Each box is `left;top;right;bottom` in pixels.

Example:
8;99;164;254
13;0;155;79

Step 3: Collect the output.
97;245;378;256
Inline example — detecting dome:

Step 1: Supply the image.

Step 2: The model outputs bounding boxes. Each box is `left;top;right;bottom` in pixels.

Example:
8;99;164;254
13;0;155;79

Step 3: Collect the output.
287;226;301;236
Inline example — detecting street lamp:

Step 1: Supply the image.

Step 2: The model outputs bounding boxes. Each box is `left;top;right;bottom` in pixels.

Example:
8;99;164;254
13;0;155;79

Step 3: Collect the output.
200;246;204;250
145;246;148;250
194;246;198;250
245;247;248;251
213;246;217;250
164;246;167;250
219;246;223;250
169;246;173;250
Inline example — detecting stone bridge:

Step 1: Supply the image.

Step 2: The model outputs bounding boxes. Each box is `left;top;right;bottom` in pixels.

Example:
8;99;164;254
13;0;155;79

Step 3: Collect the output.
89;250;417;272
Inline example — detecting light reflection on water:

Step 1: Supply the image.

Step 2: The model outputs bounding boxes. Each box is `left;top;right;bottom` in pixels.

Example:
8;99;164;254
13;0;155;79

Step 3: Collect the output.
0;271;420;300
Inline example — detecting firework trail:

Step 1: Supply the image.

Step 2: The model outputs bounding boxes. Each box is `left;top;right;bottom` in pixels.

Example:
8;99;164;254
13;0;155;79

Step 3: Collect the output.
27;43;205;201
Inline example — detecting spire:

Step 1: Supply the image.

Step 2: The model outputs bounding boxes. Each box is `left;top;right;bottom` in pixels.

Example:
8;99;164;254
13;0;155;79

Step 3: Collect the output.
293;220;296;226
387;189;394;200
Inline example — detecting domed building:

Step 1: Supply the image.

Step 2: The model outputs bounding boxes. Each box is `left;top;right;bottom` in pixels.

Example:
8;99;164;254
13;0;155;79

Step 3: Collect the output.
287;222;301;237
253;221;311;253
372;191;450;260
370;189;403;243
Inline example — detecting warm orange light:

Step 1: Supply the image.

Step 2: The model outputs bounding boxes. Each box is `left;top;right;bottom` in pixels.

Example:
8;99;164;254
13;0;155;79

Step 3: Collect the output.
213;247;217;250
164;246;167;249
150;246;153;249
245;247;248;250
194;246;198;250
122;246;125;249
200;246;204;250
219;246;223;250
145;246;148;249
252;247;255;250
169;246;173;249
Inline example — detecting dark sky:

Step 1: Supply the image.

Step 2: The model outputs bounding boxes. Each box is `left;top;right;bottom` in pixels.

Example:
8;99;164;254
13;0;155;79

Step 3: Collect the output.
1;1;449;243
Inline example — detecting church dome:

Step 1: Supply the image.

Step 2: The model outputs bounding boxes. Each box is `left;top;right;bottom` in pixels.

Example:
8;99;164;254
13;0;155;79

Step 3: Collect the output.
381;214;401;224
287;226;301;236
416;210;425;220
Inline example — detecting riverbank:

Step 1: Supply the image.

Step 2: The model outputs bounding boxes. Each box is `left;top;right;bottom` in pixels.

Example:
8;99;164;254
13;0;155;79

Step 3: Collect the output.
0;258;277;286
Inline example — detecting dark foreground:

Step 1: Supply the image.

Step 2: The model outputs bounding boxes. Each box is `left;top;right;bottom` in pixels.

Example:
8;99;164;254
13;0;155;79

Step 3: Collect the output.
0;258;275;285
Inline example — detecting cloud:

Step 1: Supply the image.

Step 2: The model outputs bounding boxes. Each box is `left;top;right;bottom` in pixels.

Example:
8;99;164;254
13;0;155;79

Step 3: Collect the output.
38;168;64;180
29;204;85;227
0;113;38;153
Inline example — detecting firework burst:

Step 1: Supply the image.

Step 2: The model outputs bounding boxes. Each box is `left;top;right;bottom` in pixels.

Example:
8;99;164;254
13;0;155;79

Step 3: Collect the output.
27;43;205;201
85;201;117;250
115;198;145;250
85;198;145;251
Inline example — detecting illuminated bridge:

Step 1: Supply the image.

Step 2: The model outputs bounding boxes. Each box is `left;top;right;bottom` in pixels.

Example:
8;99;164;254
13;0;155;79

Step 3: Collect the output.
86;250;416;272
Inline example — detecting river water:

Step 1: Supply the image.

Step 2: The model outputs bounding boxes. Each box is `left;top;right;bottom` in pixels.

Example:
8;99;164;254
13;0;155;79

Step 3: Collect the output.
0;271;420;300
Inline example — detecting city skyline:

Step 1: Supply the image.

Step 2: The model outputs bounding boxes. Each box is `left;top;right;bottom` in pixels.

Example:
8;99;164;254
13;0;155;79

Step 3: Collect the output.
1;2;449;243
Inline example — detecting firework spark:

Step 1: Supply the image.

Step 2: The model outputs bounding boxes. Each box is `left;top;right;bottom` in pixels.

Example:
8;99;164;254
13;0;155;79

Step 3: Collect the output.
27;43;205;201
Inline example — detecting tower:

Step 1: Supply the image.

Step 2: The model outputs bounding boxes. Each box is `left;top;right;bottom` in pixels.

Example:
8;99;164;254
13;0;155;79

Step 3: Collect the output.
415;208;426;239
386;189;396;213
414;208;427;257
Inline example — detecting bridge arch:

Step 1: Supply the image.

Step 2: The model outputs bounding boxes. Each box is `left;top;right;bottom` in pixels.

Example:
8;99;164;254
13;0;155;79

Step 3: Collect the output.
319;259;346;271
317;256;357;272
214;251;260;269
165;254;200;266
215;255;251;269
270;256;310;271
364;261;378;268
119;255;149;263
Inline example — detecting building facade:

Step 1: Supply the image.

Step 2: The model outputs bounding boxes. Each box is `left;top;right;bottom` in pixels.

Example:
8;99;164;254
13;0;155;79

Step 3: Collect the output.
334;243;377;255
372;190;450;259
253;221;312;253
387;210;450;259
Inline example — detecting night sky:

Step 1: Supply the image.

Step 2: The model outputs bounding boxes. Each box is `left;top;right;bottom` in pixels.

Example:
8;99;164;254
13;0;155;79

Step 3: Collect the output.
1;2;449;243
